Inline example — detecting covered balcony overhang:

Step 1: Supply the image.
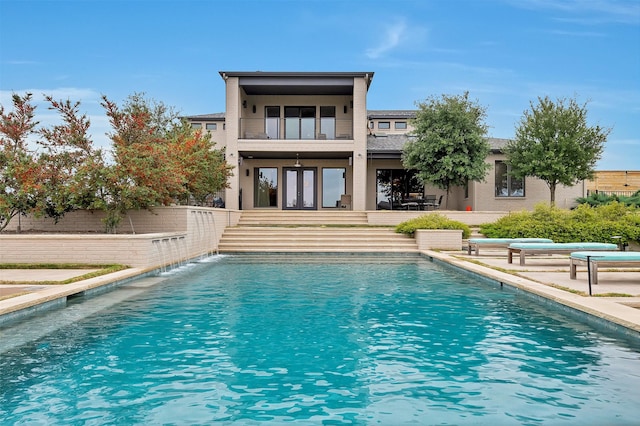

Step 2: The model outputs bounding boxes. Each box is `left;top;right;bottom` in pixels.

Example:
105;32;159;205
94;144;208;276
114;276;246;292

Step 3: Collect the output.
220;71;374;96
237;151;354;161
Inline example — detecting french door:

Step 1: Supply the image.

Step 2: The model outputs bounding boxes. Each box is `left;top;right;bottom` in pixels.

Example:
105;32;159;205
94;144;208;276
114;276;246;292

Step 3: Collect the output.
283;167;317;210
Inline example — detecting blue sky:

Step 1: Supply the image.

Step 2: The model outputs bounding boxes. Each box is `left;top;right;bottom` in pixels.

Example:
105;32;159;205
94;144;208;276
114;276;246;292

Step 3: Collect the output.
1;0;638;170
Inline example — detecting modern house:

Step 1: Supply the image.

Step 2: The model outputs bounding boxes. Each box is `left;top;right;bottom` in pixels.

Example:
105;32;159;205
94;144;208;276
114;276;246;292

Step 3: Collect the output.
186;71;585;211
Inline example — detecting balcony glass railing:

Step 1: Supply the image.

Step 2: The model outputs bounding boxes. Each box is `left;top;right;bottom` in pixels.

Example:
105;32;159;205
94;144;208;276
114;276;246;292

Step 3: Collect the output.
239;118;353;140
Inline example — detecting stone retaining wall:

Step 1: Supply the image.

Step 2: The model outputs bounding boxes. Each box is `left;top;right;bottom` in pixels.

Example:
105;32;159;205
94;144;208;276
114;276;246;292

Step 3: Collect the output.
415;229;463;250
0;207;242;269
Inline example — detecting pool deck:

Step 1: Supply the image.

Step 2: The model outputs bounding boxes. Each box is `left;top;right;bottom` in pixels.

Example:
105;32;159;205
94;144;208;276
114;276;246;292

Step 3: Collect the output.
1;250;639;333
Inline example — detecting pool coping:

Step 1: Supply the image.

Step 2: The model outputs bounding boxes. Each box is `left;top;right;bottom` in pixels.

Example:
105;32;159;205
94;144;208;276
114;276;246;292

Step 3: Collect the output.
1;250;639;337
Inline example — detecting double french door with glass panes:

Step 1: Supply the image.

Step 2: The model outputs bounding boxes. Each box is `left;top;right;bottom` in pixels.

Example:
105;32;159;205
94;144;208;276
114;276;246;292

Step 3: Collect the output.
283;168;316;209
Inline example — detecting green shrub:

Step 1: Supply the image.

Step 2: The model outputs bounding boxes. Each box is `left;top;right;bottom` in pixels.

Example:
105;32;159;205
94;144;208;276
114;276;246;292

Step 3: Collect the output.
396;213;471;239
576;190;640;207
479;202;640;244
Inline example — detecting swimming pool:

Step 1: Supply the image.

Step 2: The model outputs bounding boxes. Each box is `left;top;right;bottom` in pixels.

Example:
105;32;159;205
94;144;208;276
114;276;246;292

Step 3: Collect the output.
1;254;639;424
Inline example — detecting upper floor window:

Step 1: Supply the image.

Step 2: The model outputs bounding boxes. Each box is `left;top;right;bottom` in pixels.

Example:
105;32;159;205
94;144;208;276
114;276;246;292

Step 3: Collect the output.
191;123;202;129
395;121;407;129
369;121;374;129
285;106;316;139
378;121;390;130
495;161;524;197
265;106;280;139
320;106;336;140
206;123;217;131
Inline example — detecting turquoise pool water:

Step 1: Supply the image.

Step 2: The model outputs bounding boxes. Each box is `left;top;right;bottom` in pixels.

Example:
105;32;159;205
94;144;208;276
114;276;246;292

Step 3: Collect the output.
1;254;639;425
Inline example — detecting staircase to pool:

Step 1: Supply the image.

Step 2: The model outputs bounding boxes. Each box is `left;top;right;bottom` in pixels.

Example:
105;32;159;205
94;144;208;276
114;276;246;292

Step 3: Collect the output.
217;211;419;253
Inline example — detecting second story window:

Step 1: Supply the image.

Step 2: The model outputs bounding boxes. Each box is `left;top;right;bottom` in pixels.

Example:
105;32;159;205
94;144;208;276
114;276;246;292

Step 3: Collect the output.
495;161;525;197
378;121;390;130
206;123;217;131
265;106;280;139
320;106;335;140
191;123;202;129
395;122;407;129
285;106;316;139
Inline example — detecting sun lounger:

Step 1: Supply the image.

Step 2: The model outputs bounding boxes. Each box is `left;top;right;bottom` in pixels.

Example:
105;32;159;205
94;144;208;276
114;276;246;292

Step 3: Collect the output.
569;251;640;284
467;238;553;256
507;242;618;266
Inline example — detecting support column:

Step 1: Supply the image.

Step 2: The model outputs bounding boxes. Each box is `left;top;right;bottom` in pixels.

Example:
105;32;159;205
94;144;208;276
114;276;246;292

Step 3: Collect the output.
224;76;241;210
351;76;368;210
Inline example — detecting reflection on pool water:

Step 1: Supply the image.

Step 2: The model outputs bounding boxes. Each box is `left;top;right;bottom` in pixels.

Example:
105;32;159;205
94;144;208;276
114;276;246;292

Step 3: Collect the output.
1;254;639;425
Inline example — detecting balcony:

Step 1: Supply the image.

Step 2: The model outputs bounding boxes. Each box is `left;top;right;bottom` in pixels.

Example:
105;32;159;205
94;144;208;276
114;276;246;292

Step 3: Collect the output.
239;118;353;141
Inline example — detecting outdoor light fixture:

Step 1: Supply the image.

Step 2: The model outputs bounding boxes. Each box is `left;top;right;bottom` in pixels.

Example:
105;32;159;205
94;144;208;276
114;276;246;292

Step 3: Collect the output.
344;105;348;114
294;153;302;168
252;105;256;113
242;100;247;108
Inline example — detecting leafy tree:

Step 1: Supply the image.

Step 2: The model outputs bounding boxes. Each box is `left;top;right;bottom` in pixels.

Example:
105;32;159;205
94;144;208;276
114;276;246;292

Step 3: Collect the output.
167;120;232;205
99;93;232;231
37;96;104;221
402;92;491;208
1;92;232;233
504;96;609;205
0;93;41;231
99;94;185;231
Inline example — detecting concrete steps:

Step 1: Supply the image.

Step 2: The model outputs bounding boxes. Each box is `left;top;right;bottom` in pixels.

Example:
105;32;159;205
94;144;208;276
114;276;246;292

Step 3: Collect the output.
237;210;368;226
218;227;418;253
218;211;418;253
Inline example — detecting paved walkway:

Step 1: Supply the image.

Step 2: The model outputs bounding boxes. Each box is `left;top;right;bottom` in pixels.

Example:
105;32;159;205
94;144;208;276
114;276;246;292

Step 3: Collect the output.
0;269;101;299
1;250;639;332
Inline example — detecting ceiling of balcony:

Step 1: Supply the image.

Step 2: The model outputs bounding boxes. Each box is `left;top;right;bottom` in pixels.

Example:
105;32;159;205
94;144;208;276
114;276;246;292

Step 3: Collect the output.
239;77;354;96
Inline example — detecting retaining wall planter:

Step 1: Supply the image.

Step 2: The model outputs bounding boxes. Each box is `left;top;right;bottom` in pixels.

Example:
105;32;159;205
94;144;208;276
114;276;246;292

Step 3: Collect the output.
0;207;241;269
414;229;463;250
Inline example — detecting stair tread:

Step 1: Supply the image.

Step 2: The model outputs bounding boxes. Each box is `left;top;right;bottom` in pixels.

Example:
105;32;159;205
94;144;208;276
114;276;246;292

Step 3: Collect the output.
218;211;418;253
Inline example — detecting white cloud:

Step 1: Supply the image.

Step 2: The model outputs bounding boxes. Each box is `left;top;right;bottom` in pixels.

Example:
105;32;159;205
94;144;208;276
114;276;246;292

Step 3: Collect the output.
365;19;409;59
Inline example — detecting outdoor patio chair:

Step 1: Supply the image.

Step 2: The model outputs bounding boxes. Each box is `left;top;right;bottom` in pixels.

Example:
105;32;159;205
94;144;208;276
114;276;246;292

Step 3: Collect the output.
507;242;618;266
569;251;640;284
340;194;352;209
467;237;553;256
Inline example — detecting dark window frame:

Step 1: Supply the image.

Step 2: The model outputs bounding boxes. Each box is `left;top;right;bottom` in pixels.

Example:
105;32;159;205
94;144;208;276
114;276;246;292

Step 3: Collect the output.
495;161;525;197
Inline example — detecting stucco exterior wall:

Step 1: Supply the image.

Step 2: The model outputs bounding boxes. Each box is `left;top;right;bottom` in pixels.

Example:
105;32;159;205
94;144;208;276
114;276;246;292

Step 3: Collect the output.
471;154;586;211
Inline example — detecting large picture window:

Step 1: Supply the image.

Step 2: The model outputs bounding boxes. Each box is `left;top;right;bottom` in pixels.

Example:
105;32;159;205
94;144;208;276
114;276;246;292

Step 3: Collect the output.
254;168;278;207
376;169;423;209
495;161;524;197
285;106;316;139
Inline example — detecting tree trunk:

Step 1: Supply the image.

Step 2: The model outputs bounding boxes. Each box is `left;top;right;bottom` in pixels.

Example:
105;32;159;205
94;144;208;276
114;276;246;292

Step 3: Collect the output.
445;185;450;209
550;182;557;206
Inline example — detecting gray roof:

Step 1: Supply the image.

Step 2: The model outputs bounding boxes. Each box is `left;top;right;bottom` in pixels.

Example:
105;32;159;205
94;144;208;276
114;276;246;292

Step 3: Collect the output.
367;110;416;119
182;113;225;121
367;135;512;153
